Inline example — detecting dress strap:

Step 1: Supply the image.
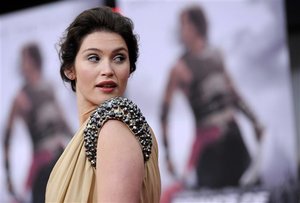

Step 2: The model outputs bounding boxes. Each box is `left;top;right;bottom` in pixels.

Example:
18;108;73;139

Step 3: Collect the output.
83;97;152;168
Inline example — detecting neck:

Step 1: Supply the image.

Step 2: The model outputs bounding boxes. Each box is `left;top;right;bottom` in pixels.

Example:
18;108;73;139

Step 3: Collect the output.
28;71;41;87
188;37;206;55
76;94;97;126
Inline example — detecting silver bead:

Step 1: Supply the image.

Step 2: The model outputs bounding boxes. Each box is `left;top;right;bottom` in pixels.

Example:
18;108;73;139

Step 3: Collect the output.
83;97;152;168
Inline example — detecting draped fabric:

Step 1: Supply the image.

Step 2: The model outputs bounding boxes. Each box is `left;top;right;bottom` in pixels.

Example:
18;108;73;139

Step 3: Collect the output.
46;119;161;203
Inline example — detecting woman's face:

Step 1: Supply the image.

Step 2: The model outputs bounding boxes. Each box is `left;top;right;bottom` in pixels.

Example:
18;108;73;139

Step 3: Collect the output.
180;13;198;48
21;51;37;83
71;31;130;108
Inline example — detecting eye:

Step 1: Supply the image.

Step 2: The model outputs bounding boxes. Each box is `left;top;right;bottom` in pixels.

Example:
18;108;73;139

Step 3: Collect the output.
87;54;100;62
113;54;126;64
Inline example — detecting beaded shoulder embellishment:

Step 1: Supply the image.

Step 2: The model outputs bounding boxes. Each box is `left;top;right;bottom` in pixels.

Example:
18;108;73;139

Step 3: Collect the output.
83;97;152;168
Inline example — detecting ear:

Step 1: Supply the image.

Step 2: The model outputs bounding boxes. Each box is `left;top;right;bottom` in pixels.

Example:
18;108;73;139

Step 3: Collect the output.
64;68;76;80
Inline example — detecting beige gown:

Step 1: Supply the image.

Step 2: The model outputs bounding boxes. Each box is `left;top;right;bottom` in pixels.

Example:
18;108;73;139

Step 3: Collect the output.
46;117;161;203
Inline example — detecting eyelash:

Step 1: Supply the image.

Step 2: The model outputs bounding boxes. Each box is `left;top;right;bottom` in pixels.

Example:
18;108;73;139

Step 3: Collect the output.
87;54;126;64
87;55;99;62
113;54;126;63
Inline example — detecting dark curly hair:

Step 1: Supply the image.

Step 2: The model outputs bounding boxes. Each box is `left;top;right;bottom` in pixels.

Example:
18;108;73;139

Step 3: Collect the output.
58;6;139;91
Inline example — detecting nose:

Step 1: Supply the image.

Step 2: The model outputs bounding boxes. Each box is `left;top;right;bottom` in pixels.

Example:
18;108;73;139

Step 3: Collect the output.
100;59;114;77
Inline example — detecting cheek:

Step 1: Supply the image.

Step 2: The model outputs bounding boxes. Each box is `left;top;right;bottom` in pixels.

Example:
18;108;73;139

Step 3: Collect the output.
119;69;130;89
121;72;129;85
76;67;96;89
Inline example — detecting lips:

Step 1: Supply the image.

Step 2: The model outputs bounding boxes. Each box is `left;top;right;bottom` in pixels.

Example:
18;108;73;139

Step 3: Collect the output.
96;80;117;93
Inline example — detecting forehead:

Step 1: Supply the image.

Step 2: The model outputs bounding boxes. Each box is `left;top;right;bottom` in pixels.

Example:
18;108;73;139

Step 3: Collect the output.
79;31;127;51
180;12;191;24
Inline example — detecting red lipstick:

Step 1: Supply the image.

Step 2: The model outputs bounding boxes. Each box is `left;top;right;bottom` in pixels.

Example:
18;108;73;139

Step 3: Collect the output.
95;80;117;93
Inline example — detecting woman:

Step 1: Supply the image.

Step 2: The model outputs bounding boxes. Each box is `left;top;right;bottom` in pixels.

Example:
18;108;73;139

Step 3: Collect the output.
3;42;72;203
45;6;161;203
160;5;263;202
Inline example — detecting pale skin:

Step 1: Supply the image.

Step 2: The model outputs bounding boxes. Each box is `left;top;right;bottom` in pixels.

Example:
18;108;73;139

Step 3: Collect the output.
67;31;143;202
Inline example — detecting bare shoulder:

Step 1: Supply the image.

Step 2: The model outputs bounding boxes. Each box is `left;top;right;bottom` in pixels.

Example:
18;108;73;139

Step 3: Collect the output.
172;59;187;74
96;120;144;202
171;58;192;83
98;120;143;162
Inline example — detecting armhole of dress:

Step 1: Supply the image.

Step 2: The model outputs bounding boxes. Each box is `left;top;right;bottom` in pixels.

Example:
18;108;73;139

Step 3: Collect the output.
83;97;152;168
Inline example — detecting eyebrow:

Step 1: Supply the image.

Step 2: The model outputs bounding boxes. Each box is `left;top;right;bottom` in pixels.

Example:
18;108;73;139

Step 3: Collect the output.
82;47;128;54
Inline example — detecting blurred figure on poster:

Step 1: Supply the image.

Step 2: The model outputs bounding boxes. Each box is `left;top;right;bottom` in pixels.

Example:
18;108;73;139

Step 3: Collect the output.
160;5;264;202
3;42;73;203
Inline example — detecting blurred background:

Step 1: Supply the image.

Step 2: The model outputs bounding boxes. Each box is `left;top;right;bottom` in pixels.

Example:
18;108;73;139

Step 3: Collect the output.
1;0;299;202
